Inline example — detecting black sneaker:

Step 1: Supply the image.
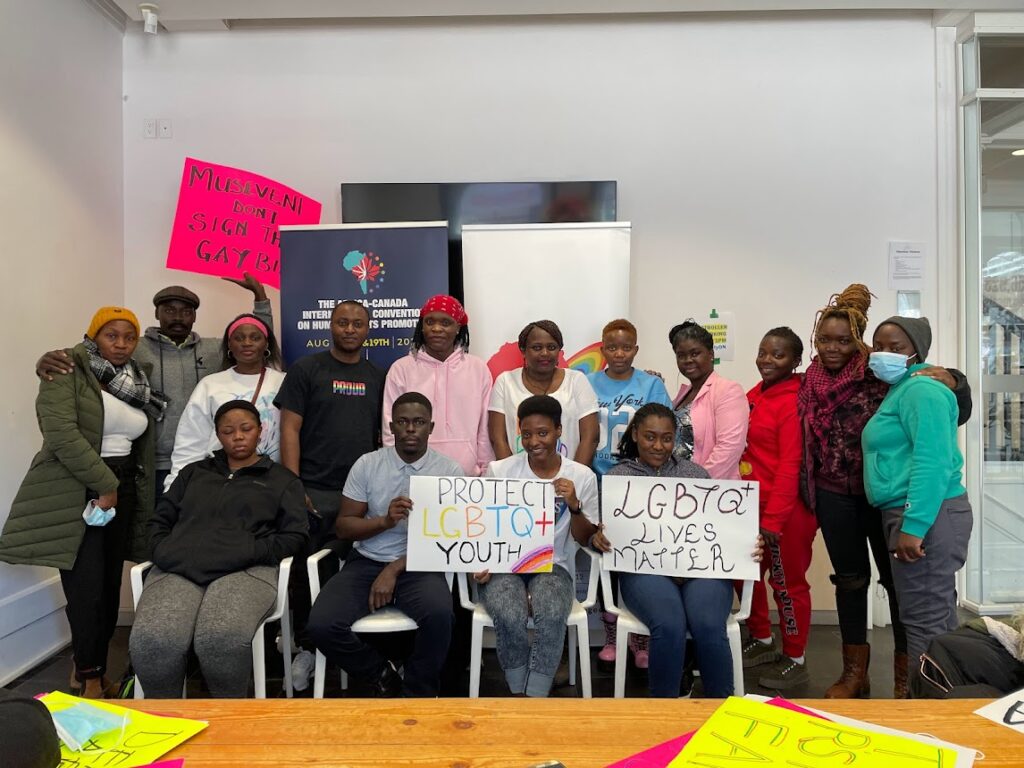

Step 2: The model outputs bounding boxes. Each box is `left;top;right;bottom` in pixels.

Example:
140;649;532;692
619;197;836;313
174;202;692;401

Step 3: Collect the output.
758;657;810;690
742;636;781;668
374;660;403;698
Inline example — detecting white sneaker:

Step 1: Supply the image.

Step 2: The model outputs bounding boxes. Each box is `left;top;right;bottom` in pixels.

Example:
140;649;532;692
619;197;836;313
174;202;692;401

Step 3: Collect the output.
291;649;315;692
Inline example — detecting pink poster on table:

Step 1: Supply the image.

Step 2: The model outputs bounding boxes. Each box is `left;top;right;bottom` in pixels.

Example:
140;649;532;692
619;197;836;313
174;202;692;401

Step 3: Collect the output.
166;158;321;289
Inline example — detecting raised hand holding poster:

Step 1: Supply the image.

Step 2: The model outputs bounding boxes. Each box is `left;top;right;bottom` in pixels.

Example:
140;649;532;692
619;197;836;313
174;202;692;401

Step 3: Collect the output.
600;476;760;580
407;476;556;573
167;158;322;288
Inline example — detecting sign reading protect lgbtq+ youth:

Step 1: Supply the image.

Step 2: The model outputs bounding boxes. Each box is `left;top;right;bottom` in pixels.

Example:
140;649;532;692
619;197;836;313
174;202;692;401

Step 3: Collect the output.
166;158;322;289
407;476;556;573
600;476;760;580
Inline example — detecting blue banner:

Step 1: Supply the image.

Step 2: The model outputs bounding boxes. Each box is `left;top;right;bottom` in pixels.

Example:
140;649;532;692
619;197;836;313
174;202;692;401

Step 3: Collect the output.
279;223;449;369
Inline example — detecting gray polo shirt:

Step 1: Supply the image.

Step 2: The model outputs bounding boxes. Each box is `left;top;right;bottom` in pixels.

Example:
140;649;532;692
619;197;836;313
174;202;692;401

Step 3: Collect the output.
344;446;464;563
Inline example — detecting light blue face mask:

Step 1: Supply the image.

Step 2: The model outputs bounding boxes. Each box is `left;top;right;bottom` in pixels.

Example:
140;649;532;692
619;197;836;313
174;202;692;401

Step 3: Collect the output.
868;351;917;384
82;500;116;527
51;702;129;752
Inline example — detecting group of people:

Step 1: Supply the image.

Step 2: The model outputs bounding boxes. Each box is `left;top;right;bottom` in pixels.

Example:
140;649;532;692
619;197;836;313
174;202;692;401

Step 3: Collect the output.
0;276;976;702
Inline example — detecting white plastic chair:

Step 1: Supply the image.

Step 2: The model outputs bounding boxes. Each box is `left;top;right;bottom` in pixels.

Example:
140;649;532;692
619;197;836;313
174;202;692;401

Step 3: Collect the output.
307;548;453;699
600;566;753;698
130;558;294;699
458;546;601;698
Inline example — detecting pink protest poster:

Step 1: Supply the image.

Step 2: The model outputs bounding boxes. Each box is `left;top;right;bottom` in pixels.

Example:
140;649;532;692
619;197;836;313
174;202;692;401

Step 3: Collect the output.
166;158;321;289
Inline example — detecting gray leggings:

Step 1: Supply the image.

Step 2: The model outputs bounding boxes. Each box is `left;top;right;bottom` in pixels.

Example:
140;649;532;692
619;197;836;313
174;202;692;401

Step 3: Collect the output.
129;566;277;698
480;565;573;697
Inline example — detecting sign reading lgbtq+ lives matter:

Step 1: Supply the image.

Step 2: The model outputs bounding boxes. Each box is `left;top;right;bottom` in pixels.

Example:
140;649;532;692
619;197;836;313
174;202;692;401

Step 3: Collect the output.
601;476;760;580
407;476;556;573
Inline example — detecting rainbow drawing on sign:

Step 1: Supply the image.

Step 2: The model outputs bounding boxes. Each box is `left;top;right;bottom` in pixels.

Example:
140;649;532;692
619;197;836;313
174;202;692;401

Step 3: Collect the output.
566;341;606;374
511;546;554;573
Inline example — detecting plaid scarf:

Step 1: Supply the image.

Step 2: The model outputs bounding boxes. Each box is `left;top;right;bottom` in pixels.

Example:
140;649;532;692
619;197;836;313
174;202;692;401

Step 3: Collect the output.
83;337;167;420
798;353;887;473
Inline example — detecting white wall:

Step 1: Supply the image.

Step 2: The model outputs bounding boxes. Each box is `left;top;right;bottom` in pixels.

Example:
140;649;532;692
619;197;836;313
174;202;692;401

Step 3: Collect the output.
0;0;124;684
119;11;943;619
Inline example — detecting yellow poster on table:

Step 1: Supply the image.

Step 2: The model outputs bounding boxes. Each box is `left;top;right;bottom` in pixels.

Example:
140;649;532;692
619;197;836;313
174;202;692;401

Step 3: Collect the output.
39;691;207;768
671;696;955;767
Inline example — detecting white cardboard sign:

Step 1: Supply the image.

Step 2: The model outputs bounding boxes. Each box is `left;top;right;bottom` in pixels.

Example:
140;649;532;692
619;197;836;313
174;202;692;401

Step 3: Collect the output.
406;475;556;573
975;688;1024;736
600;475;760;580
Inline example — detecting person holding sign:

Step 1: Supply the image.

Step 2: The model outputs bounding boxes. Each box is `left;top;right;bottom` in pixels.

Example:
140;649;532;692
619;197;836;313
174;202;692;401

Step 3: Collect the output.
306;392;462;697
668;321;748;480
475;395;600;697
382;295;492;476
739;327;817;690
34;275;273;499
863;316;972;665
163;313;285;490
1;307;160;699
489;320;599;466
130;400;307;698
799;284;971;699
594;403;761;698
587;319;673;670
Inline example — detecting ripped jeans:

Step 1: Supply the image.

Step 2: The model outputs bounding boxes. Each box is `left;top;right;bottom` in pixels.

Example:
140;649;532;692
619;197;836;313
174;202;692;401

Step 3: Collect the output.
480;565;573;697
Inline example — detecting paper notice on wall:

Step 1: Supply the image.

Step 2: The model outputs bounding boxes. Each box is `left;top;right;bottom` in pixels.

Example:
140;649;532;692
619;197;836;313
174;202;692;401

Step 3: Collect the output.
704;311;735;361
888;241;925;290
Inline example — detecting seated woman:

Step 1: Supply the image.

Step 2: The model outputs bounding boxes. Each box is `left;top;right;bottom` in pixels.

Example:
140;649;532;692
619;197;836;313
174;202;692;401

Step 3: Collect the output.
164;314;285;490
130;400;308;698
592;403;762;698
475;395;600;697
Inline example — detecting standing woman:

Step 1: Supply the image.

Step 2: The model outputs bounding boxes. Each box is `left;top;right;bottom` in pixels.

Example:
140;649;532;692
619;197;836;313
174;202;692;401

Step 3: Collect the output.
864;317;972;665
0;307;160;698
739;328;817;690
668;321;748;480
489;320;599;466
382;295;493;475
165;313;285;489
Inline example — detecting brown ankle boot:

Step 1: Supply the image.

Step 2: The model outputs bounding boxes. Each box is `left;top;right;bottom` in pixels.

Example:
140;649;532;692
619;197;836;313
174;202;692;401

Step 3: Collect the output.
893;652;909;699
824;643;871;698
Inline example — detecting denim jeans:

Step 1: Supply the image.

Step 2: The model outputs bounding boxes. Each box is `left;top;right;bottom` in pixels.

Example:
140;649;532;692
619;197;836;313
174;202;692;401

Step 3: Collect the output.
620;574;734;697
480;565;573;697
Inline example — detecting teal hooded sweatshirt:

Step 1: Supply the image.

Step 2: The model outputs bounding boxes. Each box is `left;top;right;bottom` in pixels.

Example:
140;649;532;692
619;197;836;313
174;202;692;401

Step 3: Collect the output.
861;362;966;539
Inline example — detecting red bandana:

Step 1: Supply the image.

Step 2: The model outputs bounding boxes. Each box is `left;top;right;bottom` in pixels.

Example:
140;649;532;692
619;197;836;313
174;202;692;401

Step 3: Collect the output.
420;295;468;326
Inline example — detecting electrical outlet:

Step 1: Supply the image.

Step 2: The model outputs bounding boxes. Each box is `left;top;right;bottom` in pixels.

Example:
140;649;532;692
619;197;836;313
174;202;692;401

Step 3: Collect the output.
143;118;156;139
157;119;172;139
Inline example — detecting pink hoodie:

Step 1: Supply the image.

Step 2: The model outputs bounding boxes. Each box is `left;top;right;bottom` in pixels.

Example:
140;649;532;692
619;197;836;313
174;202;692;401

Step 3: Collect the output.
382;347;494;476
673;370;749;480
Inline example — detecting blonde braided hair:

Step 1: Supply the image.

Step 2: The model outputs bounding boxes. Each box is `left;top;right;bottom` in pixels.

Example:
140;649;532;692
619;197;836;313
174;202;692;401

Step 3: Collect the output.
812;283;874;355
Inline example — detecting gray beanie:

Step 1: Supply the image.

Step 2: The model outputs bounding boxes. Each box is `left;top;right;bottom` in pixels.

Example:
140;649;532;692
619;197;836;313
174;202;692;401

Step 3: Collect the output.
879;315;931;361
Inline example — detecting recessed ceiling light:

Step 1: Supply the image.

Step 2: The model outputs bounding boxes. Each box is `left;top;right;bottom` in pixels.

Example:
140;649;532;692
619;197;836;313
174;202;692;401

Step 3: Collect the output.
1013;149;1024;157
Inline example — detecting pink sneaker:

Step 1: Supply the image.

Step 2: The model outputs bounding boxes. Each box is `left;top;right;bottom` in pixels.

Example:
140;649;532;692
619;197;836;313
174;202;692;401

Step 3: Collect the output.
629;633;649;670
598;612;617;663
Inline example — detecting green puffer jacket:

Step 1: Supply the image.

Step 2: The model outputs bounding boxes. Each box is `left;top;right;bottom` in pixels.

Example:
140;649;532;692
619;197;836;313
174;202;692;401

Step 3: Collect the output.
0;344;155;569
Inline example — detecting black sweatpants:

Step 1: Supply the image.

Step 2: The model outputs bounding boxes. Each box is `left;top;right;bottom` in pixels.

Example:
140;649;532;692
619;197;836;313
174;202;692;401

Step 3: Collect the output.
59;456;136;682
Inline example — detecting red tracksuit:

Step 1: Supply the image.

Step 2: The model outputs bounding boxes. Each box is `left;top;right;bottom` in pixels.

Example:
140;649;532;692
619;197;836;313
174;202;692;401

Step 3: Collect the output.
740;374;816;659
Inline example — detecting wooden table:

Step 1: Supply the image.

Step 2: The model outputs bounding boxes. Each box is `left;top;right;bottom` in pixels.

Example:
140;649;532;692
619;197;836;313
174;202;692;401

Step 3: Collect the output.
120;698;1018;767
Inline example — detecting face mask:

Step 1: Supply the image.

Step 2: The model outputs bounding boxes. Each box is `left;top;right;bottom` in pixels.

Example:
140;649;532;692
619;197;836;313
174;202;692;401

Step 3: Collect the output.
868;351;916;384
51;702;128;752
83;500;116;527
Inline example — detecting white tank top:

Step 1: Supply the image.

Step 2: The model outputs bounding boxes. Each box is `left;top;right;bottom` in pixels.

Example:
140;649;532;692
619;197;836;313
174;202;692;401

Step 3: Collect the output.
100;391;148;458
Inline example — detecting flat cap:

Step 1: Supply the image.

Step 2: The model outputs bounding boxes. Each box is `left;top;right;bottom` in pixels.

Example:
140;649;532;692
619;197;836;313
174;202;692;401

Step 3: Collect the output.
153;285;200;309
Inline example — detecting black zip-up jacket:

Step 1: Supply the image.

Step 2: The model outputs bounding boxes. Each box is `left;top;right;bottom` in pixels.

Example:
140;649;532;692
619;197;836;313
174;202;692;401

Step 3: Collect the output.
150;451;308;585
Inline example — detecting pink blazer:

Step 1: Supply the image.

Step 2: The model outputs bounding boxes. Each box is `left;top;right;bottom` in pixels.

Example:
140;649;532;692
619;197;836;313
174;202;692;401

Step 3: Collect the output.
673;370;749;480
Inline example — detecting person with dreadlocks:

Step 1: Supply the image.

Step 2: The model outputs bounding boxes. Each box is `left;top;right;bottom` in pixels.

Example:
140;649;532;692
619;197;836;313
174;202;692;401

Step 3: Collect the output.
489;319;599;466
0;307;163;698
382;295;493;476
798;284;971;699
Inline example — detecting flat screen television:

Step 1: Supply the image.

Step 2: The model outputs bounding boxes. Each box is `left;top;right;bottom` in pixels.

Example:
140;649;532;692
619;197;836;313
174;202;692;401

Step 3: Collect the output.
340;181;617;300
